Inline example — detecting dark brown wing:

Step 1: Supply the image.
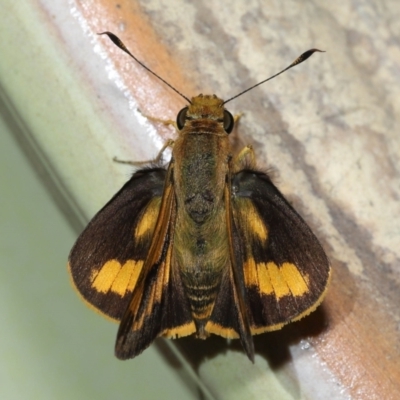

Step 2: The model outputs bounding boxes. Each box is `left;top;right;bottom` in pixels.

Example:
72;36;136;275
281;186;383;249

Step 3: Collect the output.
68;167;168;320
231;169;331;333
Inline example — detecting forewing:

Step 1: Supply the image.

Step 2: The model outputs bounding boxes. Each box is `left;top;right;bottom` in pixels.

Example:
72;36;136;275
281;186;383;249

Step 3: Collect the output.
231;170;331;333
68;167;167;320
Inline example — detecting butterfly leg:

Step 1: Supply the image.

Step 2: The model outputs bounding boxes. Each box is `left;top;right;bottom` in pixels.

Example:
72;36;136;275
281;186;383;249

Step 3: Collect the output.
138;108;178;129
154;139;175;163
113;139;175;166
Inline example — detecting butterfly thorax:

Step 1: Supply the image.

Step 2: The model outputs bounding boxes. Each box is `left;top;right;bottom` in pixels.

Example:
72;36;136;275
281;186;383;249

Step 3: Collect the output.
172;95;232;335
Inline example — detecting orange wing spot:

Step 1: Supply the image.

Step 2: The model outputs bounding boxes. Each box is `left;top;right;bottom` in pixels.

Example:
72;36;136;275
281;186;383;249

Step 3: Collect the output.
111;260;144;296
91;260;121;293
91;260;144;296
280;262;309;296
247;204;268;242
205;321;240;339
245;259;310;298
244;257;258;286
236;198;268;242
135;197;161;239
266;262;291;299
256;262;274;295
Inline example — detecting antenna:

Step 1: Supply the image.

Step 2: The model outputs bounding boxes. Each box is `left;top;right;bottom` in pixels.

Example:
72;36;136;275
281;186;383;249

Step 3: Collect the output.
99;32;192;104
223;49;324;105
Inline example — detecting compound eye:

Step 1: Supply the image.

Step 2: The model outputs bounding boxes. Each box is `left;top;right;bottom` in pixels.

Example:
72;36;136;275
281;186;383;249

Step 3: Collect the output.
223;110;234;133
176;107;189;130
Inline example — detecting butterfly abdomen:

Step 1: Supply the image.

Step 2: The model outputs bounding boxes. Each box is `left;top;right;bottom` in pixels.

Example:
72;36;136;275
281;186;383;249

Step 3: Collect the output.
173;206;231;333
